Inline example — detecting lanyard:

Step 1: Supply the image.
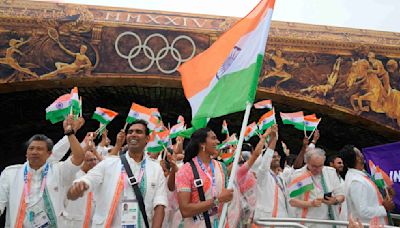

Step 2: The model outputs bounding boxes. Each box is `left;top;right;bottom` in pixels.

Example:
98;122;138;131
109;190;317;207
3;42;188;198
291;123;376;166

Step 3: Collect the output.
23;163;49;203
197;157;216;198
311;175;323;193
122;158;146;186
270;170;285;193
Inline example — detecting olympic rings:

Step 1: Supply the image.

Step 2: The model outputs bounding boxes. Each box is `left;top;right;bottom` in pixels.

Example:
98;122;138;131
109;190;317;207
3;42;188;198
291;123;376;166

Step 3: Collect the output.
115;31;196;74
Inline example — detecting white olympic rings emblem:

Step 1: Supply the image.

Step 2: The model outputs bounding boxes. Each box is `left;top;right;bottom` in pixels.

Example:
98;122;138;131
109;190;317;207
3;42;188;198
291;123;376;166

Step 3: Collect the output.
115;31;196;74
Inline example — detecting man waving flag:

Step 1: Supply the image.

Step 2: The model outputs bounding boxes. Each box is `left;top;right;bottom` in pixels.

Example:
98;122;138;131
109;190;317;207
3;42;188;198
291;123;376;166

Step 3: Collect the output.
179;0;276;128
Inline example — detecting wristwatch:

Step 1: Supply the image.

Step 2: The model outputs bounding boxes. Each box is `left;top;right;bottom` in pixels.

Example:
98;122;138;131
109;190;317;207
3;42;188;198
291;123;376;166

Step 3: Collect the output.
213;196;220;207
64;129;75;136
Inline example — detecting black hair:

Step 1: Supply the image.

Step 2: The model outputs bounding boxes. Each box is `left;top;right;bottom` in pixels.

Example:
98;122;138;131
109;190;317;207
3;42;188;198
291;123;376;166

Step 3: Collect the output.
327;154;342;165
285;154;297;166
339;144;357;169
26;134;54;151
183;128;212;163
130;119;150;135
242;143;253;152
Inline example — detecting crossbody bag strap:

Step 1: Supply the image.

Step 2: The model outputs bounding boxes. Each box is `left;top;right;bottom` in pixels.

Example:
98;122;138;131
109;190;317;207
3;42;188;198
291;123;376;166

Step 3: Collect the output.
120;154;149;228
189;160;212;228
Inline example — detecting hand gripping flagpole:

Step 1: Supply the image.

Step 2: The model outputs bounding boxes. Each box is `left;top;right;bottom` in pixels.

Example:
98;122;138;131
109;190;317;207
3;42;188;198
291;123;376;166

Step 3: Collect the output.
218;101;252;228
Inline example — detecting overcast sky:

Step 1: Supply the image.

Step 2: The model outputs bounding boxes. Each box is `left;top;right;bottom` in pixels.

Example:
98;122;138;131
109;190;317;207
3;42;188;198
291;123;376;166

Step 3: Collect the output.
53;0;400;32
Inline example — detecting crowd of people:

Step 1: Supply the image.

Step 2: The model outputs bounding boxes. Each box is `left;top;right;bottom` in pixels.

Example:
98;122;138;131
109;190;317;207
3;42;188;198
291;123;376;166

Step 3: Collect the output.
0;115;396;228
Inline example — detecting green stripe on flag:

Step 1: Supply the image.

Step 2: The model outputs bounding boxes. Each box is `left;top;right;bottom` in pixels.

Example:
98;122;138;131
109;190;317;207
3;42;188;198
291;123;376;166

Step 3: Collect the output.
92;113;111;125
46;108;70;124
294;123;316;131
193;54;263;121
289;183;314;198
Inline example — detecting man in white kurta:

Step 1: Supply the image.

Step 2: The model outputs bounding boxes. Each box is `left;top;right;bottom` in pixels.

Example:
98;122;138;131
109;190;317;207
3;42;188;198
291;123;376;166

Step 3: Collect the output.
289;148;344;228
0;116;84;228
68;120;168;228
340;145;394;224
62;151;99;227
254;125;289;221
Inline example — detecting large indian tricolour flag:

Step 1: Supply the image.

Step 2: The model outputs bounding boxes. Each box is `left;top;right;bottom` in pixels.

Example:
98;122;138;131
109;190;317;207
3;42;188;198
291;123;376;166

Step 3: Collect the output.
179;0;276;128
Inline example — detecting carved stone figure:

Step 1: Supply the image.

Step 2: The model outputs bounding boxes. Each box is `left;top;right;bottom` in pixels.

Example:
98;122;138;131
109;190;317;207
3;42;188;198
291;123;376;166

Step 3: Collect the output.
0;38;38;78
40;31;92;79
367;52;390;94
346;59;400;127
260;49;299;89
300;57;342;97
346;59;385;113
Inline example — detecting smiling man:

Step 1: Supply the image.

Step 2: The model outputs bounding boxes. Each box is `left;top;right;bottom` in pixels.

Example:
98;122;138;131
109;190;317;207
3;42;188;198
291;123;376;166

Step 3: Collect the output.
0;115;85;228
67;119;168;228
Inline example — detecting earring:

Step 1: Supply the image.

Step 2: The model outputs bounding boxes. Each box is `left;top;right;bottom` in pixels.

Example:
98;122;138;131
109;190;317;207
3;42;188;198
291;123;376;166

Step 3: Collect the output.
202;145;205;152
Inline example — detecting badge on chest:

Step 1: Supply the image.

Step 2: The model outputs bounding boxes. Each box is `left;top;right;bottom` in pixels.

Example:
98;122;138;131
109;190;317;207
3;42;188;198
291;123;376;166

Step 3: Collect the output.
29;202;50;228
121;199;139;227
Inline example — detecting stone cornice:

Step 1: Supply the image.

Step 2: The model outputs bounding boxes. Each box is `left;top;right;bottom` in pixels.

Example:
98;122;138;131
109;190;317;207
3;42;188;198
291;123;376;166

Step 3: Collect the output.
1;0;399;55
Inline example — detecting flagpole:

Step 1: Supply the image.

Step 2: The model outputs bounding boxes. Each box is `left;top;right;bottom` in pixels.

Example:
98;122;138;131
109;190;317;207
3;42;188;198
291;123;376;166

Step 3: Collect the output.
307;118;322;140
79;96;83;118
273;107;276;124
303;124;307;138
218;101;252;228
123;122;129;132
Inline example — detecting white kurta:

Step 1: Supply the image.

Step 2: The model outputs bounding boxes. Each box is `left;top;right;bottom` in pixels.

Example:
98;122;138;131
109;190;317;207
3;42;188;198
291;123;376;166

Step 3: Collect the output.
254;148;289;221
343;168;387;224
289;166;344;228
74;153;168;227
61;170;95;227
0;158;80;228
96;145;114;157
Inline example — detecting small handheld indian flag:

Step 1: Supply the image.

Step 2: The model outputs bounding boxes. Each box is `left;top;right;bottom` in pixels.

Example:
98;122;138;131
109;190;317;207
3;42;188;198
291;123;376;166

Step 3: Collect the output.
294;114;321;132
369;160;392;189
220;150;236;165
46;94;72;124
179;0;275;128
221;120;229;135
254;99;272;109
244;122;259;141
280;111;304;125
92;107;118;125
258;108;275;133
126;103;153;124
150;108;162;120
170;122;185;139
146;131;164;153
70;87;80;115
288;172;314;198
217;134;238;150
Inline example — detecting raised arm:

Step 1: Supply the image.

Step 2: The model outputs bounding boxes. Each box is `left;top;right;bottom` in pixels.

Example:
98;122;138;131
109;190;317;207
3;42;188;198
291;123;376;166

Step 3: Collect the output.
57;41;76;57
109;129;126;156
259;124;278;171
49;116;85;162
63;115;85;166
293;137;308;169
247;127;270;168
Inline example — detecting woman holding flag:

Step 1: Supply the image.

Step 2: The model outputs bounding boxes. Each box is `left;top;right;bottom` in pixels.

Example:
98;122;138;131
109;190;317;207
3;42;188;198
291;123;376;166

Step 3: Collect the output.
175;128;233;228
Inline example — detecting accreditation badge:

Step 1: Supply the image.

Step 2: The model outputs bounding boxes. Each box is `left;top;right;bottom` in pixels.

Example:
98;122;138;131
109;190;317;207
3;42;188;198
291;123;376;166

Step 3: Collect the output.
121;199;139;227
29;201;50;228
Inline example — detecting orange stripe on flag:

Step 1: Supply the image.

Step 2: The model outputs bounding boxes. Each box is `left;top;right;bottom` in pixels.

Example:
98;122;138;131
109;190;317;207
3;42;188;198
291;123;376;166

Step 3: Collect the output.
131;103;152;116
288;172;311;188
179;0;275;99
97;107;118;117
